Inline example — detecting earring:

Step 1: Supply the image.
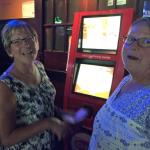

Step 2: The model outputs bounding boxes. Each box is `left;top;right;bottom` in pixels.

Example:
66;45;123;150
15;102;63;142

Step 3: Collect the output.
9;54;13;57
6;49;13;57
7;52;13;58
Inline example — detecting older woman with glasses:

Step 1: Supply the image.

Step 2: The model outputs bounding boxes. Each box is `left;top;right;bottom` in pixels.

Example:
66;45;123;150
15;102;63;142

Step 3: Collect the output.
89;17;150;150
0;20;89;150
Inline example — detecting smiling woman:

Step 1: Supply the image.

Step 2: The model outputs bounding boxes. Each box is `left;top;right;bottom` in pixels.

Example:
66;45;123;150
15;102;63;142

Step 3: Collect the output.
1;20;39;61
122;18;150;79
0;20;81;150
89;17;150;150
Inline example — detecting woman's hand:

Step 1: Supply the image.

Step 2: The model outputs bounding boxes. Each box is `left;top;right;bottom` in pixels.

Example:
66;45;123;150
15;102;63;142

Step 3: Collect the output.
62;107;90;125
48;117;70;140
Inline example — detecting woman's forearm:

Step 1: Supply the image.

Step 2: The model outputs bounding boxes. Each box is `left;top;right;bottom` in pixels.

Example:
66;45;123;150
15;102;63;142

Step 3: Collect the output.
1;118;49;147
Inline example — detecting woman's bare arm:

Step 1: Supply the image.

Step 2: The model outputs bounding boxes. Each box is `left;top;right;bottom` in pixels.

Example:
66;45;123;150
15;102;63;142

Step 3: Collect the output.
0;81;66;147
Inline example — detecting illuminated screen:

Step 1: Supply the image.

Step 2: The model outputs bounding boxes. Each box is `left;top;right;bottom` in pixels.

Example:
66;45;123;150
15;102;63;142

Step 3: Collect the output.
78;15;121;54
22;1;35;18
73;60;115;99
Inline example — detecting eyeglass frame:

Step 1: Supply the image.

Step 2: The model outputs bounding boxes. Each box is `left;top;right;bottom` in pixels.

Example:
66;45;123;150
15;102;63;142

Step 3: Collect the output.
122;35;150;48
10;35;35;46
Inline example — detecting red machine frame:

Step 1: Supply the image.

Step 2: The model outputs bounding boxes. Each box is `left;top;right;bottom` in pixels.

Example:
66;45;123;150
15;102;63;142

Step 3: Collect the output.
64;8;134;129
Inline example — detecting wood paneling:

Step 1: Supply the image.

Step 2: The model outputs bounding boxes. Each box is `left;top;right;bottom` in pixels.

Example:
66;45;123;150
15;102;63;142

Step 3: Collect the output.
44;51;67;71
43;51;67;108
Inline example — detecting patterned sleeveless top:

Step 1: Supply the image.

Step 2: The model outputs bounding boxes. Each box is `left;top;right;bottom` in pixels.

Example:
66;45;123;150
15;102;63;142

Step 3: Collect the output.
0;61;56;150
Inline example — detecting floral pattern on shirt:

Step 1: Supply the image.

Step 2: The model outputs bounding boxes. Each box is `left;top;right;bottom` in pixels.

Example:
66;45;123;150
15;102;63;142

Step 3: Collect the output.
89;75;150;150
0;61;56;150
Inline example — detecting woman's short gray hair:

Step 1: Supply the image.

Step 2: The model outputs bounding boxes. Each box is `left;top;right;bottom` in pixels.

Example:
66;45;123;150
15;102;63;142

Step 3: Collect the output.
132;17;150;29
1;20;38;51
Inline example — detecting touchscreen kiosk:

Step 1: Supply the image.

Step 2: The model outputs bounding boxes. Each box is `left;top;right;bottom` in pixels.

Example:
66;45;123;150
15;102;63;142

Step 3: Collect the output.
64;8;134;129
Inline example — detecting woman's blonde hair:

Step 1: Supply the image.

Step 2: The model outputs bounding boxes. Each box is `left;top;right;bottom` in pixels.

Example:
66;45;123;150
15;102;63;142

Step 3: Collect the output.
1;20;38;52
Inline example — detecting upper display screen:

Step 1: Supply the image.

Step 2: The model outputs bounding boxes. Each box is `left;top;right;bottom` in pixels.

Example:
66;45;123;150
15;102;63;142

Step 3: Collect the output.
78;15;121;54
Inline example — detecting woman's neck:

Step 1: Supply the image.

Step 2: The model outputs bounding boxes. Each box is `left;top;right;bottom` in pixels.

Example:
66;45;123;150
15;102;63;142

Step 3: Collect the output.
12;61;35;75
131;74;150;86
10;61;41;87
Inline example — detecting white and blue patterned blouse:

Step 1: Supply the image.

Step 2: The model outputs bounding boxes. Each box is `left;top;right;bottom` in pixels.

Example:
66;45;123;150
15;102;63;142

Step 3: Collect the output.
89;75;150;150
0;61;57;150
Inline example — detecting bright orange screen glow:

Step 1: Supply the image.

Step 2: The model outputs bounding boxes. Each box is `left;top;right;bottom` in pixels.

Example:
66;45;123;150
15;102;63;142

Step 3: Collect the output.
74;64;114;99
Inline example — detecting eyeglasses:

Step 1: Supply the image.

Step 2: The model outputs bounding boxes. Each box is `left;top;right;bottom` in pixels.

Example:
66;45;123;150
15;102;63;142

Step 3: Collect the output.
10;36;35;45
123;36;150;48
